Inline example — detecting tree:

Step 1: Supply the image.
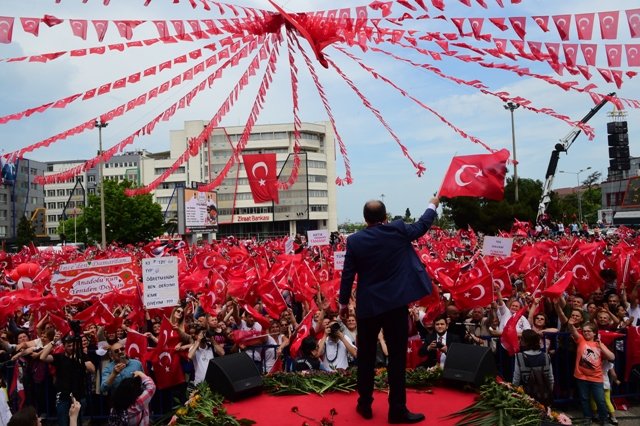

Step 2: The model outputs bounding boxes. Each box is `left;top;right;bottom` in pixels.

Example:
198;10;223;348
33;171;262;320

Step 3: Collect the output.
404;208;413;222
83;180;165;245
439;177;567;233
16;215;36;249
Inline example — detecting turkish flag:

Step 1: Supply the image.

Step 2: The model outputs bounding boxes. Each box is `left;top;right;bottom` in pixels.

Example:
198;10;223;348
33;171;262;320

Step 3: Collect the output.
599;11;619;39
559;251;604;297
624;326;640;381
243;303;270;330
542;270;573;298
0;17;15;44
257;278;287;319
451;268;494;310
289;304;317;358
575;13;595;40
439;149;509;200
406;335;427;369
414;281;445;325
581;44;598;66
125;330;148;364
242;153;279;203
627;9;640;38
501;305;527;356
626;44;640;67
48;312;72;337
606;44;623;68
151;348;184;389
552;14;572;41
70;19;88;40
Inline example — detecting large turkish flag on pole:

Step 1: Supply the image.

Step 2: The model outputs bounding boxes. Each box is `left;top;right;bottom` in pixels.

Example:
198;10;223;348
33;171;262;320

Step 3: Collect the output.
242;153;279;203
439;149;510;200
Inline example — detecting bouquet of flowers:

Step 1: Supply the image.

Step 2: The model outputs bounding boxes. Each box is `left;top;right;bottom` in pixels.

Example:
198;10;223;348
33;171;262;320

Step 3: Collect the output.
446;378;572;426
166;383;255;426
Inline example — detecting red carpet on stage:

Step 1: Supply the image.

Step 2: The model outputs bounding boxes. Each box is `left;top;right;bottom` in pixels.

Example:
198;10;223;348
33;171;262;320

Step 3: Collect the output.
225;387;476;425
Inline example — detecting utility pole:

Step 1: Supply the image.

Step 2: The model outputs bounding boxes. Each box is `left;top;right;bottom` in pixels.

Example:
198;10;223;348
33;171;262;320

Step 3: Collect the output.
504;102;520;202
95;119;108;249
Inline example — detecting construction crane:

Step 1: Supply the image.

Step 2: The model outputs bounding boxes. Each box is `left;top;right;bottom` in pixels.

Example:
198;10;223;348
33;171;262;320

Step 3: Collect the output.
536;92;615;222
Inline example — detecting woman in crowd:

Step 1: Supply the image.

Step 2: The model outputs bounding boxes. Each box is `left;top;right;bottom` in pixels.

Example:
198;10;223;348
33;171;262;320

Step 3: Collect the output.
566;319;615;426
108;371;156;426
513;330;554;407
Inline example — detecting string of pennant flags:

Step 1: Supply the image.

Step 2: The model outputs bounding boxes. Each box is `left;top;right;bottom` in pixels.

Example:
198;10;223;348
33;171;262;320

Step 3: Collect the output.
1;0;639;194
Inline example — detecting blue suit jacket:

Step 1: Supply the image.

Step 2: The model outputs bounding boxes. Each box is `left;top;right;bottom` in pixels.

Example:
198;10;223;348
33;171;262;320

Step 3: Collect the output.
339;207;437;319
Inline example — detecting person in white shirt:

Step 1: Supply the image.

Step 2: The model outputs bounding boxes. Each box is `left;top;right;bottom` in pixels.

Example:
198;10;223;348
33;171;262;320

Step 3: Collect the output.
188;328;224;386
319;320;357;371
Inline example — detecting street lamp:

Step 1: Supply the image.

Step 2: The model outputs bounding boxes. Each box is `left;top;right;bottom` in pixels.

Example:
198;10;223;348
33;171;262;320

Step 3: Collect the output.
504;102;520;202
95;119;108;249
559;166;592;223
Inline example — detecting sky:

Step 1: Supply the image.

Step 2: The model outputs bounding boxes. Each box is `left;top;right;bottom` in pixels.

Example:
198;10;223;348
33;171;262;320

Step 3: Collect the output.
1;0;639;224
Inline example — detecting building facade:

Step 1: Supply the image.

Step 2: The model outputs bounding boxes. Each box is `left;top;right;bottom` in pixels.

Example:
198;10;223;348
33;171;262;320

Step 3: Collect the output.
6;121;339;245
0;158;46;242
160;121;338;239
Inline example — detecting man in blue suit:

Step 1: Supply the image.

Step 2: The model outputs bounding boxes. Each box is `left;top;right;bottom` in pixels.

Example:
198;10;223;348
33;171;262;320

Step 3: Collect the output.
339;197;439;424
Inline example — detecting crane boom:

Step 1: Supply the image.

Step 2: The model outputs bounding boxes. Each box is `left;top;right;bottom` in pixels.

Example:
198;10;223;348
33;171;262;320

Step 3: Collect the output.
536;92;615;222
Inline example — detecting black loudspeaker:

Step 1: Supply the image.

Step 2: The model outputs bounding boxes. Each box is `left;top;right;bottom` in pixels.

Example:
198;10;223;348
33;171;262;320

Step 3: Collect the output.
608;133;629;147
610;158;631;171
609;146;630;158
607;121;628;134
442;343;497;387
205;352;263;401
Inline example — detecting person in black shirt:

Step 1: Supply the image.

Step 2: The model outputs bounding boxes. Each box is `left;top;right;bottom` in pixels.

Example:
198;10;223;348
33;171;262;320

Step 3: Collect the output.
293;336;327;372
40;333;95;426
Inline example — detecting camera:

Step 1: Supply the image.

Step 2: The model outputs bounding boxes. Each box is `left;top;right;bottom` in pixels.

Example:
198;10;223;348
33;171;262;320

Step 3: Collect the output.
69;320;82;337
329;322;343;336
435;341;444;349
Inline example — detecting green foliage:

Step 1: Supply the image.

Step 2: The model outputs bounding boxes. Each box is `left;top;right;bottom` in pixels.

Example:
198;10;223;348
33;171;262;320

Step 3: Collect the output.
16;215;36;249
338;220;366;234
83;180;165;245
440;177;565;233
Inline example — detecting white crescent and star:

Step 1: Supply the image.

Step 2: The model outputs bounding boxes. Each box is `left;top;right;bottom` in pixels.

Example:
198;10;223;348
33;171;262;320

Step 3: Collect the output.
493;278;505;292
465;284;486;301
454;165;483;187
159;351;173;372
572;264;588;280
251;161;269;186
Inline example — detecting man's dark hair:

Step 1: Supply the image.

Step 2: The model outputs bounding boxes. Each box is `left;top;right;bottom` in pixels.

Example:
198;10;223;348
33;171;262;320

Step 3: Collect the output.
8;406;38;426
363;200;386;224
300;335;318;358
520;329;541;351
111;376;143;412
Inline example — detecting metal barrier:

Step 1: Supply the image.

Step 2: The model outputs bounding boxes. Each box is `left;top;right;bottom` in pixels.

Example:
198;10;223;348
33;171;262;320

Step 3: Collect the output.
1;337;638;421
482;331;639;405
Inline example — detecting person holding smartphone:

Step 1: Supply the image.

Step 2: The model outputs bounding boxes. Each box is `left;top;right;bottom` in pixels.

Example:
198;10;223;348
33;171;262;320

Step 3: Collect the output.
567;319;615;425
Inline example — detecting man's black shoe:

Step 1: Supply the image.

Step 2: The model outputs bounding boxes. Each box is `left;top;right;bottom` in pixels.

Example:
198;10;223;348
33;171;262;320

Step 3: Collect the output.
388;411;425;424
356;404;373;420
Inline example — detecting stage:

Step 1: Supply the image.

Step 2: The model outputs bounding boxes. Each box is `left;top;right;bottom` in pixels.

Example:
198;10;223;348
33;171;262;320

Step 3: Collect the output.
225;387;477;425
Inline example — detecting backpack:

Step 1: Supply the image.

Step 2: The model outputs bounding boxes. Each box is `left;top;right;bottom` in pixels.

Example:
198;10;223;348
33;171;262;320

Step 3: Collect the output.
516;352;553;407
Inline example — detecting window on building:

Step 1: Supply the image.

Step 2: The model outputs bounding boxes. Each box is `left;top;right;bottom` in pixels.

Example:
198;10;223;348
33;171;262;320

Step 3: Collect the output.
0;210;7;219
31;197;38;204
48;215;57;221
57;202;65;209
48;228;57;235
0;226;7;237
88;175;96;182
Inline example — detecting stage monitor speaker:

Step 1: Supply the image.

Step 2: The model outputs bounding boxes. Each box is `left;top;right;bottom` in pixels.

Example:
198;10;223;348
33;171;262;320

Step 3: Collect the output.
608;133;629;147
442;343;497;387
607;121;628;134
205;352;263;401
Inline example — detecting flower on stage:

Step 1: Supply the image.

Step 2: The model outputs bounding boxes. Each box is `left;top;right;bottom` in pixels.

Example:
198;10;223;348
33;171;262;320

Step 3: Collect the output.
447;379;572;425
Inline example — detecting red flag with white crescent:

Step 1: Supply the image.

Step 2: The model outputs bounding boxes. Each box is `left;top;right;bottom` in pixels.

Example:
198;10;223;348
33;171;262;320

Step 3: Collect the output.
242;153;279;203
439;149;509;200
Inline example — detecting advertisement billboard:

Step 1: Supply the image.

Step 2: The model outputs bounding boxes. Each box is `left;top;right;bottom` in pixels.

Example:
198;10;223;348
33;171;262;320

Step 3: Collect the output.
177;188;218;234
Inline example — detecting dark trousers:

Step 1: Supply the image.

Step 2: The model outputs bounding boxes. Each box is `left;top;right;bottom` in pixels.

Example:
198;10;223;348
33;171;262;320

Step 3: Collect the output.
356;306;409;415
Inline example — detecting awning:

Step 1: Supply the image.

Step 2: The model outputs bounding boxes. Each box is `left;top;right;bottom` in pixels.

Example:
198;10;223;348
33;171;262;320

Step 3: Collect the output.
613;210;640;225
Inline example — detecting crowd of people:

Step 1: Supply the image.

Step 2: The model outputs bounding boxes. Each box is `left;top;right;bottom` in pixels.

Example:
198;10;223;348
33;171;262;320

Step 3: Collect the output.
0;203;639;425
